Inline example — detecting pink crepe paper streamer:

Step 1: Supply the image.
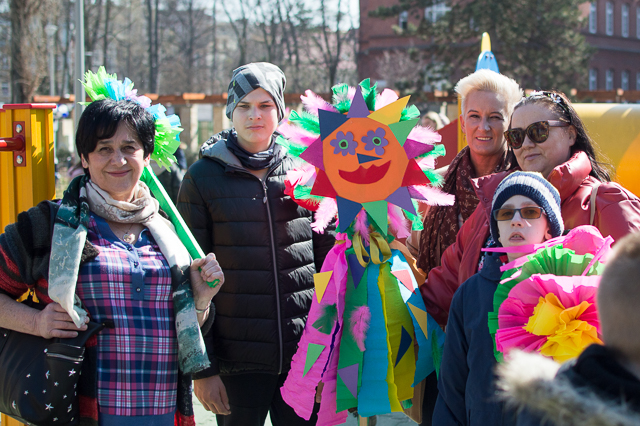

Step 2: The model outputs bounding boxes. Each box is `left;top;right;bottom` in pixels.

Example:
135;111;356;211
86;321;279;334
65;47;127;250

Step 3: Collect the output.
388;204;410;239
408;126;442;145
408;185;455;206
301;90;338;115
317;327;349;426
495;274;601;354
278;121;320;146
350;306;372;352
312;198;337;233
375;88;399;109
281;243;349;421
353;209;370;245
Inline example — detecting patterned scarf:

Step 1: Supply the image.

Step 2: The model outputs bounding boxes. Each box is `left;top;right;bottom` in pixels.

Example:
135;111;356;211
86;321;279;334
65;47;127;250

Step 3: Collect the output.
225;130;282;170
417;146;516;274
48;175;210;374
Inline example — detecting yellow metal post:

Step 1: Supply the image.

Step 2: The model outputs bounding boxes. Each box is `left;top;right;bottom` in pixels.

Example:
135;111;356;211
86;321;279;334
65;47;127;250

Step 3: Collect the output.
0;103;56;232
0;103;55;426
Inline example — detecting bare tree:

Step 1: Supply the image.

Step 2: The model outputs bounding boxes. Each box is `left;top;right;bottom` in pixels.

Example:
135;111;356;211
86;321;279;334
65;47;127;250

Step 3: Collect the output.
102;0;112;68
222;0;250;67
145;0;160;92
376;49;426;95
311;0;351;87
84;0;104;71
10;0;51;103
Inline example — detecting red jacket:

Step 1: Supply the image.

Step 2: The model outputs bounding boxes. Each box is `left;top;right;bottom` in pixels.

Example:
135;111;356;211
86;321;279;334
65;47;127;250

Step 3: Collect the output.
421;151;640;326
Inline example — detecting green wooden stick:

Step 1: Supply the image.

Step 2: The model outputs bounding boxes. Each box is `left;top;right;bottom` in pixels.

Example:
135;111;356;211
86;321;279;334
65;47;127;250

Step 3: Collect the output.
142;166;220;288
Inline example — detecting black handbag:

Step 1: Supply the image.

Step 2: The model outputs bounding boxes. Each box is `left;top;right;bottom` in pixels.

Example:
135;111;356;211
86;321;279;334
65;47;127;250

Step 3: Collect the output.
0;296;103;426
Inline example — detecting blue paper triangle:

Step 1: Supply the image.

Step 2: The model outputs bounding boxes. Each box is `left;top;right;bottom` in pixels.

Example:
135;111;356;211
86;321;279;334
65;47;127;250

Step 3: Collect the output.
395;326;413;367
348;253;366;288
385;187;416;215
336;196;363;232
357;153;381;164
319;109;350;141
347;86;370;118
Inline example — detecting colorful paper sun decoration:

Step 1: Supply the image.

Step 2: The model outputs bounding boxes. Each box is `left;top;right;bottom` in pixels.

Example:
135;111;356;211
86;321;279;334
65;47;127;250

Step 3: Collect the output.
487;226;612;364
279;80;453;424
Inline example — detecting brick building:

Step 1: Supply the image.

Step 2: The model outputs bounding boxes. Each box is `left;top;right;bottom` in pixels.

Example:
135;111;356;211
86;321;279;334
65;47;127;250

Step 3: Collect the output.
358;0;640;92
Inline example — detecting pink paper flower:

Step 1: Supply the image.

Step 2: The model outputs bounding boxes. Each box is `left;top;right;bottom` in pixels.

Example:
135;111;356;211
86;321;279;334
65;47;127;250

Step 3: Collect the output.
496;274;602;363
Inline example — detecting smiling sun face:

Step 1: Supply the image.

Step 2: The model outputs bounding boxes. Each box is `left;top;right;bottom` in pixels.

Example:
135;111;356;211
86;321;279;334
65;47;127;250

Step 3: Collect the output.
323;117;409;204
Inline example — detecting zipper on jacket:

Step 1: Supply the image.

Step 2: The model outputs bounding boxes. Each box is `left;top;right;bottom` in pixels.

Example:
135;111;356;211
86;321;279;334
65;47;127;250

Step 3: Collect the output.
262;178;284;374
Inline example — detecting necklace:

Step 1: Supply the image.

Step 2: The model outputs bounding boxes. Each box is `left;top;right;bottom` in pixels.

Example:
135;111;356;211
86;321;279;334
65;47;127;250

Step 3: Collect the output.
122;225;136;244
112;222;136;244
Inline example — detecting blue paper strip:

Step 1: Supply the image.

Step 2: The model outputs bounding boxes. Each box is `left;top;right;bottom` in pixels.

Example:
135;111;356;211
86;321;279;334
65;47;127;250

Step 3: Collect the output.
357;264;392;417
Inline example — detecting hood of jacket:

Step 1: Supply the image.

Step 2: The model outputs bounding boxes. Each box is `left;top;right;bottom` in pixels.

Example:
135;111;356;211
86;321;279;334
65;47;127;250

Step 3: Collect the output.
497;347;640;426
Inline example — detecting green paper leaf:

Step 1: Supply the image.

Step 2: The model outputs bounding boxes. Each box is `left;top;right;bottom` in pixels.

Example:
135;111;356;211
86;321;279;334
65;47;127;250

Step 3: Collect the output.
304;343;326;377
312;304;338;334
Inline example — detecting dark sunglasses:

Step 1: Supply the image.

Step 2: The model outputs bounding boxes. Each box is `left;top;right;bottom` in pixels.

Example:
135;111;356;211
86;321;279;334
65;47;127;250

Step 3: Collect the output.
504;120;570;149
492;206;545;221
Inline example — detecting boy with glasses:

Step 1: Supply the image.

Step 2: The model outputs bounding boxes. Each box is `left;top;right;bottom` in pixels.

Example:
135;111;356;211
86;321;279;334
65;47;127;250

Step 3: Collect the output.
433;171;564;425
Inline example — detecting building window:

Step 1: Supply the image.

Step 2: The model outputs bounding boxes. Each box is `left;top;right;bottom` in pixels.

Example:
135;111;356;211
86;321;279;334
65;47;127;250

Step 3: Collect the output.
399;11;408;30
637;72;640;90
622;71;630;90
589;2;597;33
622;4;629;37
606;1;614;35
425;1;450;24
637;7;640;38
1;82;8;97
606;69;614;90
589;69;598;90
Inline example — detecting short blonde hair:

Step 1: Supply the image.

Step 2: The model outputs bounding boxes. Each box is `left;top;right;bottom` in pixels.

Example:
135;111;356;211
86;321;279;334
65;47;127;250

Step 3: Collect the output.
455;69;523;118
597;232;640;358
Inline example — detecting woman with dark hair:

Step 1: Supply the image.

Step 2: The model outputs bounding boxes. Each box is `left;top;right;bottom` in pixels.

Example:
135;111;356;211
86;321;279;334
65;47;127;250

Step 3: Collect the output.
0;97;223;425
421;90;640;329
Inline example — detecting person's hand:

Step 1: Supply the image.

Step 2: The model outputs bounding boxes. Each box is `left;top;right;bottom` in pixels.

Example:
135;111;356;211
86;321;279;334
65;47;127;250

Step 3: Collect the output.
193;375;231;415
34;303;88;339
190;253;224;310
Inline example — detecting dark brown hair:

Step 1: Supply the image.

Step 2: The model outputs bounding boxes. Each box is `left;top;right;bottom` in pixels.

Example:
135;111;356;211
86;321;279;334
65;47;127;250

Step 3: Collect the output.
512;91;611;182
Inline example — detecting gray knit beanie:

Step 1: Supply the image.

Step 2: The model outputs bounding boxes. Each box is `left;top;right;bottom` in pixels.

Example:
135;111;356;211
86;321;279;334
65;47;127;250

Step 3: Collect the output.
490;171;564;246
226;62;286;121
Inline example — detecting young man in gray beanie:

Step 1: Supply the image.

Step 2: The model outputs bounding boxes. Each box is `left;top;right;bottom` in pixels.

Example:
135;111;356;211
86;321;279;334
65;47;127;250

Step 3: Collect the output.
177;63;334;425
433;171;564;426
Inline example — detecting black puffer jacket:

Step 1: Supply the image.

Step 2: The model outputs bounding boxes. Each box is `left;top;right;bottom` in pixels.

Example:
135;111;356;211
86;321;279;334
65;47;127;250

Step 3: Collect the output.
177;130;334;377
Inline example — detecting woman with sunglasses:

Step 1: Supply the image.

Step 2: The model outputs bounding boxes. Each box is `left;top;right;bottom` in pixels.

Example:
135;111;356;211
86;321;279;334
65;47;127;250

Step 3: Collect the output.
421;90;640;330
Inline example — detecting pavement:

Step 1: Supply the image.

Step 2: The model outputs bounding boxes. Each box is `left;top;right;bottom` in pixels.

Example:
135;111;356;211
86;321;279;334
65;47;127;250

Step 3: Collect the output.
193;395;419;426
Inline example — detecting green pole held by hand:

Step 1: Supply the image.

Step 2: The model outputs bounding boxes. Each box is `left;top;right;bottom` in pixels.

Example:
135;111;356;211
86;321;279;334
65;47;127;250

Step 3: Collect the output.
142;166;220;288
